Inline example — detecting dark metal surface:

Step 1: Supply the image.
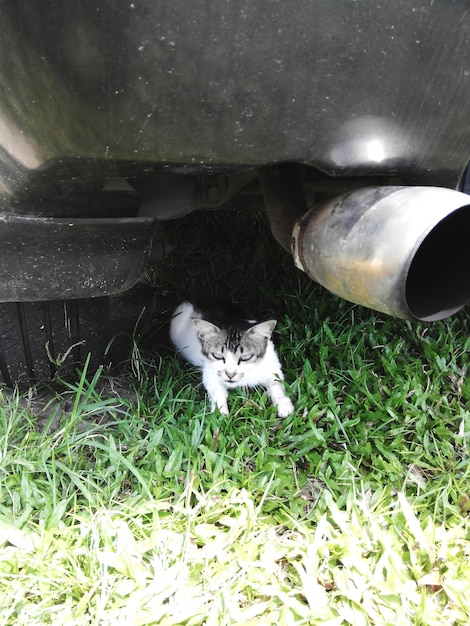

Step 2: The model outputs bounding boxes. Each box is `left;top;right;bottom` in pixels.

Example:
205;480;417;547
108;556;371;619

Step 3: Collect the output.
259;165;307;252
0;215;155;300
1;1;470;215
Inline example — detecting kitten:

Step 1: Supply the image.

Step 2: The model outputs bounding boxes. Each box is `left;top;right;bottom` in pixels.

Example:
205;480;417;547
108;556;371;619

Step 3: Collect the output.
170;300;294;417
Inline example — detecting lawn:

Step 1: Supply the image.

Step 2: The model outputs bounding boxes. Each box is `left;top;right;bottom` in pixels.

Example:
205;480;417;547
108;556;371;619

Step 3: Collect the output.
0;210;469;625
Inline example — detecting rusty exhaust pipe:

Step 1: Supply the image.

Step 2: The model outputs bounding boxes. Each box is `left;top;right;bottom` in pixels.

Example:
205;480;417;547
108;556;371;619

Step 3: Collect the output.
292;186;470;321
260;168;470;321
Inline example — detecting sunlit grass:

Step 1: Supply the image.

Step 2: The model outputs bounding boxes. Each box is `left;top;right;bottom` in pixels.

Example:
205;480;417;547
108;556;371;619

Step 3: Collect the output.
0;210;468;625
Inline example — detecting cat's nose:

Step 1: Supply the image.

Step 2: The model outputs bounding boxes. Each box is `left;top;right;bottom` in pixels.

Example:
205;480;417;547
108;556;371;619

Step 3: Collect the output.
226;371;236;380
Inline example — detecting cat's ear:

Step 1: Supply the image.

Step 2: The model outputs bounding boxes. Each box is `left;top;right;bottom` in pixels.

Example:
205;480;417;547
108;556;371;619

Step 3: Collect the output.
249;320;277;339
193;318;221;338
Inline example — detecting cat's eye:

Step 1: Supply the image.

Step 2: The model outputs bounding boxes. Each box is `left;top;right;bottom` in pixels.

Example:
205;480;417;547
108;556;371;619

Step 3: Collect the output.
238;353;254;363
211;352;225;361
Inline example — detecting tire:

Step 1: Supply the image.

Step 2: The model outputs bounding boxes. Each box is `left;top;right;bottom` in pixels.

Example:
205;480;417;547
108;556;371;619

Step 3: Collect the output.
0;298;110;386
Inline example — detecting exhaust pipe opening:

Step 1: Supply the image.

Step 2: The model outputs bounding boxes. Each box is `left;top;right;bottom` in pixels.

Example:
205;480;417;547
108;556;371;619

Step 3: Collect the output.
287;186;470;321
406;206;470;321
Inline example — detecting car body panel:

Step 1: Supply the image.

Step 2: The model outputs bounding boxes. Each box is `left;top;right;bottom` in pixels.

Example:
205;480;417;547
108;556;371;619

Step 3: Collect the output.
1;0;470;214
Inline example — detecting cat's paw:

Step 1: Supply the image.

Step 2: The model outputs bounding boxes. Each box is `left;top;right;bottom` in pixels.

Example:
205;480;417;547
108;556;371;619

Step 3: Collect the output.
210;400;229;415
276;397;294;418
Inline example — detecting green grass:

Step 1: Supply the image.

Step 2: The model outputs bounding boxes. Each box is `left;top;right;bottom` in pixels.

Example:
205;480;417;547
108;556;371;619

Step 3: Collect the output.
0;210;469;625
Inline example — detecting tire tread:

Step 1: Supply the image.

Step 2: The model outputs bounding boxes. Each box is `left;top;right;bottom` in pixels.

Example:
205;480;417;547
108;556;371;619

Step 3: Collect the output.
0;298;109;386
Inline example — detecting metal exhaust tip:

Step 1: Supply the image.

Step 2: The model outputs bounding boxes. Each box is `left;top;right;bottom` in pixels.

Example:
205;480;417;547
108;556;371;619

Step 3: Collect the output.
405;205;470;321
292;186;470;321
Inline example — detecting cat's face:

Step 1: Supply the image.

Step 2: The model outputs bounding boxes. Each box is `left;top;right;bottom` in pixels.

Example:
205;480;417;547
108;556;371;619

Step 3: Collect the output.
193;318;276;385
